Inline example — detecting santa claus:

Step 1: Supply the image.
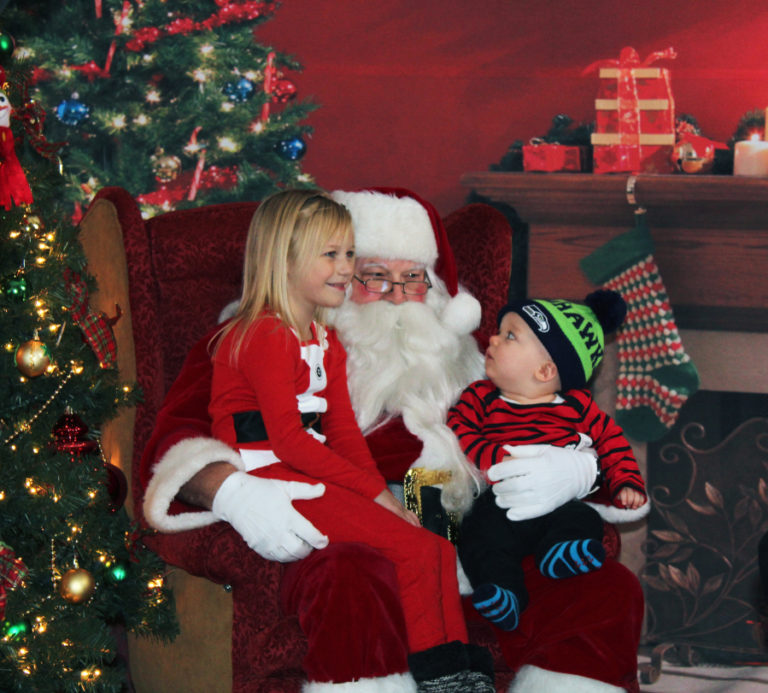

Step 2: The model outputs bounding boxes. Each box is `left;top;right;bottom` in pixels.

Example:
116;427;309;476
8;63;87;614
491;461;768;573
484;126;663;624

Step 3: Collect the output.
141;187;644;692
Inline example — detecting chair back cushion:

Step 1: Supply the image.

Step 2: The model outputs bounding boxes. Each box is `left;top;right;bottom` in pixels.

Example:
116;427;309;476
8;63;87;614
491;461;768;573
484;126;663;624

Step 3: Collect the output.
144;203;254;392
444;203;512;351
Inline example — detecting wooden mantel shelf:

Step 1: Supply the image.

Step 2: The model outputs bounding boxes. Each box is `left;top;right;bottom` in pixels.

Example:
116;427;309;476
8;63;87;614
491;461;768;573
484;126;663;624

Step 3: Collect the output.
461;172;768;332
461;171;768;229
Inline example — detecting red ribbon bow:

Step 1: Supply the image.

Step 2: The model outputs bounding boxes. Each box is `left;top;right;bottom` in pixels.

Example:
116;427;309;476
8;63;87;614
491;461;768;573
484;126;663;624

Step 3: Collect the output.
581;46;677;76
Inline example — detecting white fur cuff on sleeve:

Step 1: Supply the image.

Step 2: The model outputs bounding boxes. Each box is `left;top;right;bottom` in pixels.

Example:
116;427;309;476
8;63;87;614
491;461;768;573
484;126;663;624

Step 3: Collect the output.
586;498;650;524
143;437;244;533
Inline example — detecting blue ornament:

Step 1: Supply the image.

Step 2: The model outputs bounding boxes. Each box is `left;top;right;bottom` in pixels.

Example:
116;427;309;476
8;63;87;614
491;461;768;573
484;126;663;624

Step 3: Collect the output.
56;98;90;126
223;77;256;103
275;136;307;161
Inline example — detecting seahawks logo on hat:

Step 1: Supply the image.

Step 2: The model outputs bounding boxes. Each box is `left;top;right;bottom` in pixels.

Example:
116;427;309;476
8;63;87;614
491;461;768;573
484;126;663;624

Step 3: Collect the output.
522;304;550;333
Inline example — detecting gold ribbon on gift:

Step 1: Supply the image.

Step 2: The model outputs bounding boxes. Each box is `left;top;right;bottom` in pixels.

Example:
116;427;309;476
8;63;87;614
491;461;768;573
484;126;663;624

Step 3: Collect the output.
591;133;675;145
595;99;670;111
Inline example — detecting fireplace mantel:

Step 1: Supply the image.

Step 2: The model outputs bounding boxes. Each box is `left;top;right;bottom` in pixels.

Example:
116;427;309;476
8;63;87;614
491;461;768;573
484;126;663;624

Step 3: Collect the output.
461;172;768;333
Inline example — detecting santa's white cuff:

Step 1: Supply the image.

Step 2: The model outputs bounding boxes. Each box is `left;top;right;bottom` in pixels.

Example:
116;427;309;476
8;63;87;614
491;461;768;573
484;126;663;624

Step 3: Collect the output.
143;437;244;532
586;498;650;524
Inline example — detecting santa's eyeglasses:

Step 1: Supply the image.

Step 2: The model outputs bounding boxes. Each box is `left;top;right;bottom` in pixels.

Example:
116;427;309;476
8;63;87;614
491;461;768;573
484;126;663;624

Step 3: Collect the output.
353;273;432;295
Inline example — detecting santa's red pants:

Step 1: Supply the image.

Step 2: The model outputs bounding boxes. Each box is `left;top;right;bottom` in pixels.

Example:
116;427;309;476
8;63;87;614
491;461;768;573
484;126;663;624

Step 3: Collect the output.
261;466;468;654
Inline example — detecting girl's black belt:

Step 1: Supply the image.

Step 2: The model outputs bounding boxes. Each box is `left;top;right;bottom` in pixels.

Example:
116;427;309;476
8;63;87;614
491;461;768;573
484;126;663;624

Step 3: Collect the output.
232;410;322;443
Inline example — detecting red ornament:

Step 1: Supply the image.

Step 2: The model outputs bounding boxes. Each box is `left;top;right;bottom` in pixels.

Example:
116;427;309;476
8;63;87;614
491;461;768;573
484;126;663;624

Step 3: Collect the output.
671;134;716;174
105;462;128;512
52;413;99;455
272;79;297;104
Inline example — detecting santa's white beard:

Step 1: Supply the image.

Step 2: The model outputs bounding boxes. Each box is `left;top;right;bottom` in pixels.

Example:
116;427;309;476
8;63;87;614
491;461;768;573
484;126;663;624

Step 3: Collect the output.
330;297;485;513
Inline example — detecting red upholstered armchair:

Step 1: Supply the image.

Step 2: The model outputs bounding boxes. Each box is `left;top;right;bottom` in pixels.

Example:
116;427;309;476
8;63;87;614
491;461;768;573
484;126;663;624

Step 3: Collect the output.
77;188;518;691
77;188;623;692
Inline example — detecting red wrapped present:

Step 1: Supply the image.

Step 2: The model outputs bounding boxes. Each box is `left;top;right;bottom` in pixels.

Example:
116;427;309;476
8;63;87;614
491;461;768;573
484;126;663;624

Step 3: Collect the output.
584;47;676;174
522;141;583;172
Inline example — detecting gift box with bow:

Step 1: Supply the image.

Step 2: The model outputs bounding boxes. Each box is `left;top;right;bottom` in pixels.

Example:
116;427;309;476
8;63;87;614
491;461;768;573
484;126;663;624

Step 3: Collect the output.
585;47;677;174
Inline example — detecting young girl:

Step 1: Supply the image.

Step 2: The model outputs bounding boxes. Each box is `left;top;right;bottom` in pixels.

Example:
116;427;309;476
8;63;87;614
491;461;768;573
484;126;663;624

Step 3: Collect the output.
208;190;494;692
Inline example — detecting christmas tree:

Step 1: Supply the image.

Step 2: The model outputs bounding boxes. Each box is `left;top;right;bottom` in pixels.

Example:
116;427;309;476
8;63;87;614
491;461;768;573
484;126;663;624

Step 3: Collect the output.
0;45;177;693
5;0;316;218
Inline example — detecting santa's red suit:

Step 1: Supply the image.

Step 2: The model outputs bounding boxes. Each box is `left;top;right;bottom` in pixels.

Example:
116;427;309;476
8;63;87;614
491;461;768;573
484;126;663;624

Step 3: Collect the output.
141;188;644;692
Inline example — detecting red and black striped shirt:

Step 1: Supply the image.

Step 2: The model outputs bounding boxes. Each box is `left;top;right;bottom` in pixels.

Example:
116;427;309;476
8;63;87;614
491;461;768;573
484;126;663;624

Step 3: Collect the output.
447;379;646;501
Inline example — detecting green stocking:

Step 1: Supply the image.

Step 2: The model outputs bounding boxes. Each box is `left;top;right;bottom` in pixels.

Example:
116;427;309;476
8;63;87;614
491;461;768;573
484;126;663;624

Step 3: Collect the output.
580;212;700;441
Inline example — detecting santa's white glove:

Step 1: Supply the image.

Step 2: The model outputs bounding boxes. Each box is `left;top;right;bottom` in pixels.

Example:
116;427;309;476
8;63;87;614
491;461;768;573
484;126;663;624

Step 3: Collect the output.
212;471;329;562
488;442;599;522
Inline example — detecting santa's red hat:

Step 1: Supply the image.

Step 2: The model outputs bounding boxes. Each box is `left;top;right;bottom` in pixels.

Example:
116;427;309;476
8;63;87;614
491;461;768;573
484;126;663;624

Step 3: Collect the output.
331;187;481;335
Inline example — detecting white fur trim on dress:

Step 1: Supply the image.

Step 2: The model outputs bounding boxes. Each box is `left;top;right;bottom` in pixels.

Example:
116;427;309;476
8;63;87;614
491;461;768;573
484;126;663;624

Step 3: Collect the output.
331;190;437;266
586;498;650;524
143;437;244;532
508;665;623;693
303;672;417;693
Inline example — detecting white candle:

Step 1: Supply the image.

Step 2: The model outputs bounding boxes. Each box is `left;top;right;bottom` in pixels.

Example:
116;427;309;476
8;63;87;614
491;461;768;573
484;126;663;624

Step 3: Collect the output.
734;135;768;176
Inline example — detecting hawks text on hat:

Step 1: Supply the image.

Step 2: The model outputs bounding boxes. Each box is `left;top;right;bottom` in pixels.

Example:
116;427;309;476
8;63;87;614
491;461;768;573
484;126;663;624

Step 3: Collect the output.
548;298;604;370
496;290;627;391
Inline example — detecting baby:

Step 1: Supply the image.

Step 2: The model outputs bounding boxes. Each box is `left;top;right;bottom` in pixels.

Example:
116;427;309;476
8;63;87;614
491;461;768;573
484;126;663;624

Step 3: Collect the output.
448;290;647;631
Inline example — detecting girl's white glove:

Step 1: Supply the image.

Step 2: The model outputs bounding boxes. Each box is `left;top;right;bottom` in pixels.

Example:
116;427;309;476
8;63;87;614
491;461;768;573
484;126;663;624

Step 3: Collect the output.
212;471;329;562
488;442;598;522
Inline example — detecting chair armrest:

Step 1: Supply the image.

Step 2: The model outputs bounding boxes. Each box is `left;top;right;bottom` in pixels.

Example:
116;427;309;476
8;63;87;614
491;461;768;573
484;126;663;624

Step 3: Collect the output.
144;522;281;588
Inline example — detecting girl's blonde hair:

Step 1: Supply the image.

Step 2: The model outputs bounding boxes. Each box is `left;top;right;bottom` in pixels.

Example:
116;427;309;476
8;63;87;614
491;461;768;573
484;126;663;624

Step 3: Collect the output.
214;189;353;362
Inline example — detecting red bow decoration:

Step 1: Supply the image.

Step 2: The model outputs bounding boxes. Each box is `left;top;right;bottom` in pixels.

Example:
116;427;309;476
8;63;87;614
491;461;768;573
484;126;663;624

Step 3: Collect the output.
64;269;121;369
136;164;238;208
581;46;677;76
0;542;27;621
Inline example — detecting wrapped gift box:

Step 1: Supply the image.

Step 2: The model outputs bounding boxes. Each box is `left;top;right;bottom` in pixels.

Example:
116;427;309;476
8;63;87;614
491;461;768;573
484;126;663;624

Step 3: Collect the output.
586;47;676;174
522;143;583;172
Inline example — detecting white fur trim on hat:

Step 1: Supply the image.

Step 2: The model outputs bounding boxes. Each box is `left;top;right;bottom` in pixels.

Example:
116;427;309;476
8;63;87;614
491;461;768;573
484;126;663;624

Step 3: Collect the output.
586;498;650;524
303;672;417;692
143;437;244;532
440;289;481;336
507;665;623;693
331;190;437;265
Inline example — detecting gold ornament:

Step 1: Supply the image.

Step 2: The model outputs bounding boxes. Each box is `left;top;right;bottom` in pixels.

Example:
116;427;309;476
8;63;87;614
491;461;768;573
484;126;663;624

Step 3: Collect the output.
15;339;52;377
22;214;43;234
59;568;95;603
151;148;182;183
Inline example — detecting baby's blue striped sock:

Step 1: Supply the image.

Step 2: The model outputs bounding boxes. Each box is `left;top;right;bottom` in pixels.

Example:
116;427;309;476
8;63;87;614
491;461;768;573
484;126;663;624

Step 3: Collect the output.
539;539;605;579
472;583;520;631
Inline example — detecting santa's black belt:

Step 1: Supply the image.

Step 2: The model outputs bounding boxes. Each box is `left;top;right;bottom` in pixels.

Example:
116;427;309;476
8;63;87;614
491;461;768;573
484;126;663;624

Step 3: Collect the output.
232;410;322;443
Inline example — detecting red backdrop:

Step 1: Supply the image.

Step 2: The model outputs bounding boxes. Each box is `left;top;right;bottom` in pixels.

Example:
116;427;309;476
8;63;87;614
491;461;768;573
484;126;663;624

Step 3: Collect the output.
257;1;768;215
